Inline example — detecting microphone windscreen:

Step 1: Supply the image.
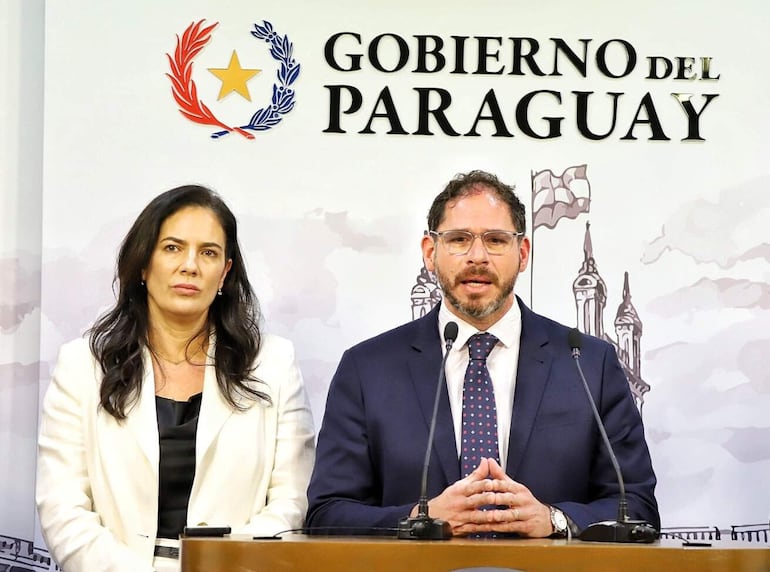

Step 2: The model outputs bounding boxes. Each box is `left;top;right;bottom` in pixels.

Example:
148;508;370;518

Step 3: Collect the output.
444;322;459;344
568;328;582;351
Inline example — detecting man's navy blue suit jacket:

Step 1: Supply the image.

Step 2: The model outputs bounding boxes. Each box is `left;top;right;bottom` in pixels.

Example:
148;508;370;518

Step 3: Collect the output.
306;299;659;534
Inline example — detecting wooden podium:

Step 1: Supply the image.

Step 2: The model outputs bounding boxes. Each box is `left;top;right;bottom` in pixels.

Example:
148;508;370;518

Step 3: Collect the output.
181;535;770;572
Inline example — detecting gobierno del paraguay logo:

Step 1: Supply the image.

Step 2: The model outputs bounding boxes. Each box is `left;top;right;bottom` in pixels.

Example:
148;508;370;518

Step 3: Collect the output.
166;19;300;139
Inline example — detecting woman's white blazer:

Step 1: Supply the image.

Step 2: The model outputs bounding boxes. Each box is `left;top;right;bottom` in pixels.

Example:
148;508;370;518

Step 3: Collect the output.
36;334;315;572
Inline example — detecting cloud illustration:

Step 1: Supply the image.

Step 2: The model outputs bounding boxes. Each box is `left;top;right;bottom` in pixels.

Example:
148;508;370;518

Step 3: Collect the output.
641;176;770;268
723;427;770;463
237;210;410;329
647;277;770;317
645;313;770;417
0;254;41;334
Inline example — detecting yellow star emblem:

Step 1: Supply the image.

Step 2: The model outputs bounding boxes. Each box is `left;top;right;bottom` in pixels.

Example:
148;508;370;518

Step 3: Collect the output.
208;51;261;101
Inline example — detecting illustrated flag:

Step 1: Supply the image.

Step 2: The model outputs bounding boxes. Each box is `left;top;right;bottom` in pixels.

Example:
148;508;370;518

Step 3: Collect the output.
531;164;591;230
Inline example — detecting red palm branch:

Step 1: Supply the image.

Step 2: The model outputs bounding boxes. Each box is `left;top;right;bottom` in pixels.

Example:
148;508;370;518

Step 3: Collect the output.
165;20;253;139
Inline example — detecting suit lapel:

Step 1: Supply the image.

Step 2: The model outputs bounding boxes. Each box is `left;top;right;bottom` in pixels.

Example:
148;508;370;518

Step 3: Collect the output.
195;338;234;469
506;300;553;477
407;306;460;486
124;347;160;475
123;341;235;476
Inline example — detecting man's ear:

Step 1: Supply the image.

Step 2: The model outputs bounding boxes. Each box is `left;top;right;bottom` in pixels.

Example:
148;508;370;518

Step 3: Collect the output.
421;234;436;272
518;236;531;272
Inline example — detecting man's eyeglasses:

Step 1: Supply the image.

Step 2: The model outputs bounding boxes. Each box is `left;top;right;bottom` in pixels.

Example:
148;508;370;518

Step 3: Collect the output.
426;229;524;256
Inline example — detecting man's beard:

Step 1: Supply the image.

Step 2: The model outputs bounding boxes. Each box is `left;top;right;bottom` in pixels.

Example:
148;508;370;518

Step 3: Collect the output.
435;264;516;322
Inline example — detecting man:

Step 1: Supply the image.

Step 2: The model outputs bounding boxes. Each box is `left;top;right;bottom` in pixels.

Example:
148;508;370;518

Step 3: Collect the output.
306;170;659;537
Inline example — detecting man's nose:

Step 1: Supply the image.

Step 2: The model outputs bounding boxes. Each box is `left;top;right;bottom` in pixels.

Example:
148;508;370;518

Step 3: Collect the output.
466;235;490;262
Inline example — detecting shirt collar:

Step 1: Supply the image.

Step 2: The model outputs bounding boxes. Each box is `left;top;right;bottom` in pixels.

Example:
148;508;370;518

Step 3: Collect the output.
437;298;522;350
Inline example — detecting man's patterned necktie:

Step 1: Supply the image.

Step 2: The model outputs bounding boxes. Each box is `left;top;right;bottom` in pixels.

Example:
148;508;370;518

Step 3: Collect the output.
460;332;500;477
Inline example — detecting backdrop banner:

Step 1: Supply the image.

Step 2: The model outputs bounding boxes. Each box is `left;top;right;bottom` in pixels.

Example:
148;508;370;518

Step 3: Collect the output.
2;0;769;567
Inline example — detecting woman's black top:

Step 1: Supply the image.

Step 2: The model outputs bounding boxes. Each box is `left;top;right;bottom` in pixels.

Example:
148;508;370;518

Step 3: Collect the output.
155;392;202;539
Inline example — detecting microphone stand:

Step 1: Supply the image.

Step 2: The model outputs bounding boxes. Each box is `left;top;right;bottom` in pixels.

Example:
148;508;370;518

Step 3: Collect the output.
396;323;457;540
569;329;658;543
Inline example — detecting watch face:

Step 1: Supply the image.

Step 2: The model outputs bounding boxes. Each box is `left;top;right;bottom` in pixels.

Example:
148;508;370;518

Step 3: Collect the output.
552;508;568;531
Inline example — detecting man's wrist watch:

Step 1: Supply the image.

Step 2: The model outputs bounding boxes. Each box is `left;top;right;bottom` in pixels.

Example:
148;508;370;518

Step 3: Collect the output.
549;505;568;537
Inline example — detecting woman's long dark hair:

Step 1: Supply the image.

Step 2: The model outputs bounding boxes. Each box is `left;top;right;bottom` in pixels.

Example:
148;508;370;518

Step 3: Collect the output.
89;185;269;420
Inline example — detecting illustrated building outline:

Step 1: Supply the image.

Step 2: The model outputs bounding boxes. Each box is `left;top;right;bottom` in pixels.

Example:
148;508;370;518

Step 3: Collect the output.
573;222;650;411
410;265;442;320
0;535;58;571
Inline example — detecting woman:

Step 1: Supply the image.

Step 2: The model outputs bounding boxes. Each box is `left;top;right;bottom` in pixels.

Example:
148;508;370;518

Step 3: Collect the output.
36;185;315;572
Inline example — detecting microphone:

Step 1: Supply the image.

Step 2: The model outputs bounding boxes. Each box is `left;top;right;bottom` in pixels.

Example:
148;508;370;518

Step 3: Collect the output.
568;328;659;543
396;321;458;540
